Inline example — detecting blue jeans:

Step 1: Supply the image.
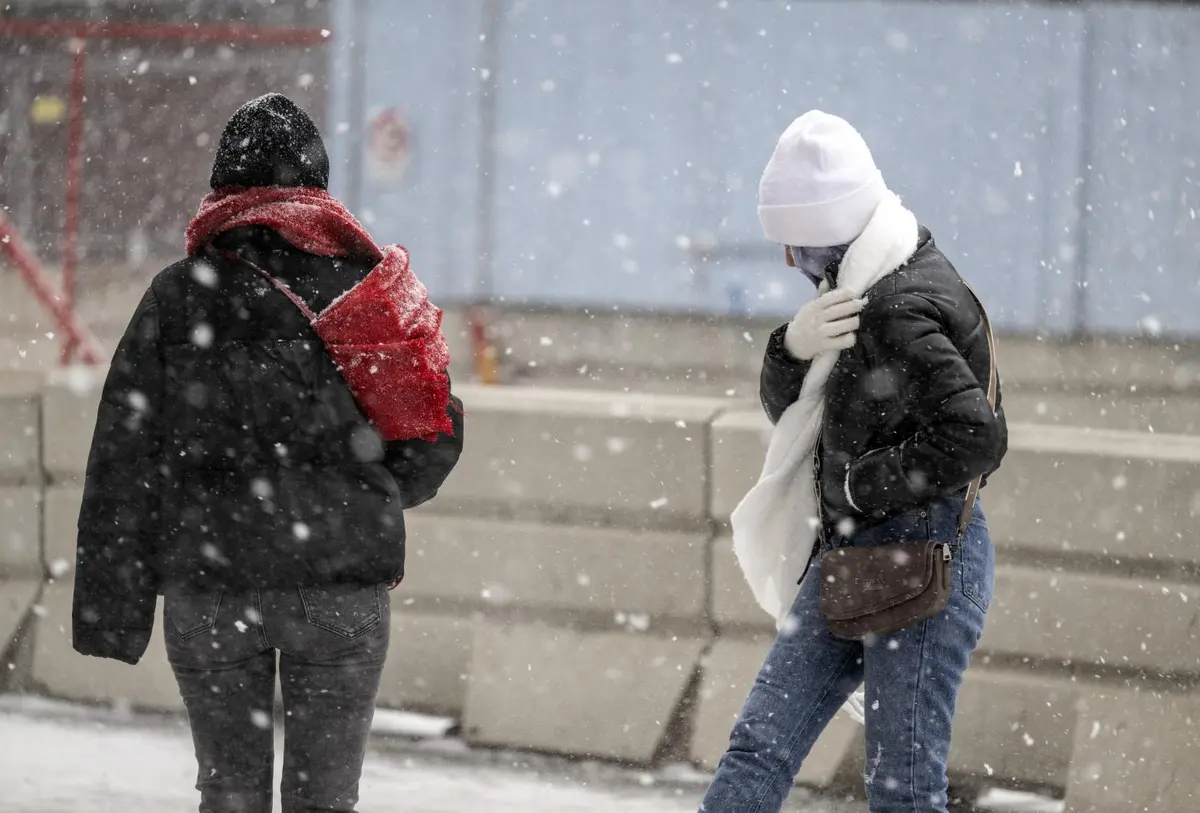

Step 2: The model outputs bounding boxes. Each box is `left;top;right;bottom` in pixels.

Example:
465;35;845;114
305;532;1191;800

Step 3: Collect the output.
700;495;995;813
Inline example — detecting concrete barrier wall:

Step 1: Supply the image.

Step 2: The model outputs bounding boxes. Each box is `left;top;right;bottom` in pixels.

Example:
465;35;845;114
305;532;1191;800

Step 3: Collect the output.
2;374;1200;809
10;285;1200;433
0;374;42;684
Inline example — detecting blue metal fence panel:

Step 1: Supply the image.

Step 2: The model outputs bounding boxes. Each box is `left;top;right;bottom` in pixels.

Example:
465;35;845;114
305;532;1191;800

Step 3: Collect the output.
327;0;485;301
486;1;719;309
483;0;1089;329
330;0;1200;336
1083;7;1200;337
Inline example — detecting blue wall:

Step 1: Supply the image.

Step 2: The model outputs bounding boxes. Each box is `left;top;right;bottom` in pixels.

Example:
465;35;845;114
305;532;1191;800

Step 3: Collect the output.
327;0;1200;337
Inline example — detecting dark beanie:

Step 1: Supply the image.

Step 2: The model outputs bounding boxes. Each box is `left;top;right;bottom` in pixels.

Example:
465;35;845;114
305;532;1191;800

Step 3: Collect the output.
209;93;330;190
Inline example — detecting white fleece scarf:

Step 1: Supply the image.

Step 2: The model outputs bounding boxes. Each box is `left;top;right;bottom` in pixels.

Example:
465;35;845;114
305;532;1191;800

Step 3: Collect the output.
731;193;919;721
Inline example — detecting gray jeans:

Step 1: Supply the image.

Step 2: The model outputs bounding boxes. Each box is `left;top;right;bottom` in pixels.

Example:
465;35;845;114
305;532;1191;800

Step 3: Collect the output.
164;583;390;813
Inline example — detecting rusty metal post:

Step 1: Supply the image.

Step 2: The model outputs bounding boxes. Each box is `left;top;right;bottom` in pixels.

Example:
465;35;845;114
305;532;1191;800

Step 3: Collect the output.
0;213;105;364
60;37;86;363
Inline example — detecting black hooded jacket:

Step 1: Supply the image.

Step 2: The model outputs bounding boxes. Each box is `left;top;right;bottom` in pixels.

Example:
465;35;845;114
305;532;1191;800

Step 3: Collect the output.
760;229;1006;532
73;95;463;664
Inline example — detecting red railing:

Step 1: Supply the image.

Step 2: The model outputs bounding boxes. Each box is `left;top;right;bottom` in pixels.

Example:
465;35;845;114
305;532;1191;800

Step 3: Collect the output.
0;213;105;364
0;18;330;46
0;15;331;363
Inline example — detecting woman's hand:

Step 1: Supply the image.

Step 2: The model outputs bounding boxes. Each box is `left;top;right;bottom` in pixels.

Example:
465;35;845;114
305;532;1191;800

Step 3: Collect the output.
783;287;866;361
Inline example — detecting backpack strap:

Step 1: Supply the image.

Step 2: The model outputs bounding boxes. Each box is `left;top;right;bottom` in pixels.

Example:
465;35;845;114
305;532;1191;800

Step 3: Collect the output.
215;248;317;323
956;279;999;538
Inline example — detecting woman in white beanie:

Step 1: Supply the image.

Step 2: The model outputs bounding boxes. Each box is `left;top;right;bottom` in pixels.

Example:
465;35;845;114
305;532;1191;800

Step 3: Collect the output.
700;112;1007;812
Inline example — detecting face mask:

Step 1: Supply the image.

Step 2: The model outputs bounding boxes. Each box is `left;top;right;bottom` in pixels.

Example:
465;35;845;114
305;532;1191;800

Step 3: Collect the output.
792;244;849;287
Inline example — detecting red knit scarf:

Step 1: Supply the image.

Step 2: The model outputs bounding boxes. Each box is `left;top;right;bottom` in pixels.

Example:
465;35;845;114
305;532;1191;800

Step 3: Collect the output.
186;186;453;441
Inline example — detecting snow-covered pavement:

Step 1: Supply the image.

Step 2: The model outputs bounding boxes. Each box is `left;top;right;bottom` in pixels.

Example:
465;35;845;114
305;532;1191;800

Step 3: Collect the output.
0;695;1061;812
0;696;865;813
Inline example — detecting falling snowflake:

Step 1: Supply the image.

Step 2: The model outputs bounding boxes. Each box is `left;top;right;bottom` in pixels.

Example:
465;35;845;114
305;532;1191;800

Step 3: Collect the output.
191;262;218;288
191;323;214;348
605;437;629;454
250;478;273;499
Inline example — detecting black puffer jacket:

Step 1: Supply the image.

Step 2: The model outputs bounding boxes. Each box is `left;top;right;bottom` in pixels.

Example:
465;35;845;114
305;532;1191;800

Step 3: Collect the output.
760;229;1006;531
73;226;463;664
73;94;462;664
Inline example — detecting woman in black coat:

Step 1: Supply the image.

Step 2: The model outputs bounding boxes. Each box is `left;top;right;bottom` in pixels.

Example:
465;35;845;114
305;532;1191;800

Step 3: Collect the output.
72;94;463;813
700;111;1006;813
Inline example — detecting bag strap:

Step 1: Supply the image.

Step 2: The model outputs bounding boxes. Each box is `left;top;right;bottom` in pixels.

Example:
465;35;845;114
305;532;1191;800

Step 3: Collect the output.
215;248;318;323
956;279;999;538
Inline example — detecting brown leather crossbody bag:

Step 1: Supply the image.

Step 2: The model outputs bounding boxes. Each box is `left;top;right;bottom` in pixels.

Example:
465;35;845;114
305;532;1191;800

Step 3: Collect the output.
818;284;998;641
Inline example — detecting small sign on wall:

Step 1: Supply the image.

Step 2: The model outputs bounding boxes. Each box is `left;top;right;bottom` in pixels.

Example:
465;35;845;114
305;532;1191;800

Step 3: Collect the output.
31;95;67;125
366;107;412;185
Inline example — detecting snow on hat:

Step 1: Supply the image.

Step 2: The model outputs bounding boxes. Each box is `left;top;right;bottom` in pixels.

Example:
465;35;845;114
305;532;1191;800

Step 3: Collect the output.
210;93;329;190
757;111;888;248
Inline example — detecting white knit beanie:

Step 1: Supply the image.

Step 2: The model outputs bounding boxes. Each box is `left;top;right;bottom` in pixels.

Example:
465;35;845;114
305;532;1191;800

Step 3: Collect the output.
757;111;888;248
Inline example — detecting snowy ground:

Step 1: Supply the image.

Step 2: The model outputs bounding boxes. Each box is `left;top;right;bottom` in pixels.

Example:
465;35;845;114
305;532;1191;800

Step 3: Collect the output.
0;695;1061;813
0;695;862;813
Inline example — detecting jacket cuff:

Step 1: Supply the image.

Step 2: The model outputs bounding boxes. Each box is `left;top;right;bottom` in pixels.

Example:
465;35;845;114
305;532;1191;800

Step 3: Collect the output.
766;324;812;369
73;625;152;665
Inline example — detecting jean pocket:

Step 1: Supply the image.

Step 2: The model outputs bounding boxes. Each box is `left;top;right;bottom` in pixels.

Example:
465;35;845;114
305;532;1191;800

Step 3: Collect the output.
164;588;223;640
297;584;382;639
959;533;995;614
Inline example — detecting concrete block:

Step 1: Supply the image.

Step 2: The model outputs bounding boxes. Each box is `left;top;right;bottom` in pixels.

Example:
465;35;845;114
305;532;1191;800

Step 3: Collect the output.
1003;388;1200;435
996;337;1200;394
513;363;754;399
0;578;40;654
42;486;82;577
710;409;771;524
0;487;42;578
376;611;472;716
950;669;1079;789
987;425;1200;565
982;565;1200;673
463;619;708;763
1066;688;1200;812
479;307;764;379
473;309;1200;396
711;413;1200;570
41;368;105;485
0;373;41;485
403;513;708;621
690;637;863;788
30;583;181;711
710;533;774;631
438;384;725;528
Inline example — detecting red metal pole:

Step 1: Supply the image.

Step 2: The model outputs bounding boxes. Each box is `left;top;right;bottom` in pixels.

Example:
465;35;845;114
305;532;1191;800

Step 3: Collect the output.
0;18;330;45
0;214;105;364
0;13;331;367
60;38;86;364
467;306;499;385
